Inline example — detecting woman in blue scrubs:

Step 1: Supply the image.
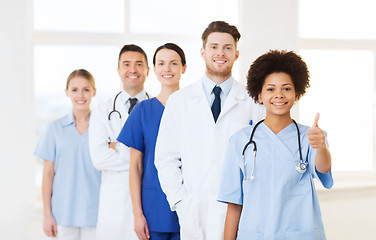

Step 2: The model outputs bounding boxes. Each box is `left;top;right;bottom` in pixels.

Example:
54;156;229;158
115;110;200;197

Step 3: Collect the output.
34;69;101;240
117;43;186;240
217;50;333;240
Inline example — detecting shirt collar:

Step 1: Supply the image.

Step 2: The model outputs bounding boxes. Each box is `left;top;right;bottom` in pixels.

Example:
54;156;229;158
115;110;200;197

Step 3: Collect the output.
120;89;149;104
61;112;75;127
202;74;234;96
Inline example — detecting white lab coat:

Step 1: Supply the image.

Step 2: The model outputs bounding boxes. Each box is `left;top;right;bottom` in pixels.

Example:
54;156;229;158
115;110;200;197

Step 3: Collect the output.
89;90;148;240
155;77;265;240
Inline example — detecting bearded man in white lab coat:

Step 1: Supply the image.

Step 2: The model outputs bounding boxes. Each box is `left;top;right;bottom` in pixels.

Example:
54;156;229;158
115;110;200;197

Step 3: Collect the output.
155;21;265;240
89;44;150;240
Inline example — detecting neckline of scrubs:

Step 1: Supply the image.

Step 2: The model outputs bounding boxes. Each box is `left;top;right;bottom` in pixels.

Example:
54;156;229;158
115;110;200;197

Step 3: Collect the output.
261;121;296;136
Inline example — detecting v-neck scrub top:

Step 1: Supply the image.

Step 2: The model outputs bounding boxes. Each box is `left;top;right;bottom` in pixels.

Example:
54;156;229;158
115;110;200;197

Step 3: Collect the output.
117;97;179;232
34;113;101;227
217;122;333;240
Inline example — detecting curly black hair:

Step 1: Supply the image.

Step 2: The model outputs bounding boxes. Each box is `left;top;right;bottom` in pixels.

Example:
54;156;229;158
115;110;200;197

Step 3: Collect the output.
246;50;310;104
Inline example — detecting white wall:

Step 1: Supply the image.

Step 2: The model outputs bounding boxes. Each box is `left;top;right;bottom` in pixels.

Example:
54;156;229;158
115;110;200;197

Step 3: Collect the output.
0;0;36;239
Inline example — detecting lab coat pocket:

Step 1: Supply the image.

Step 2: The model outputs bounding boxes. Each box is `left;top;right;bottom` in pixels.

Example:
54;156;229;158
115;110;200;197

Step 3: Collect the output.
285;229;320;240
237;230;263;240
175;194;201;239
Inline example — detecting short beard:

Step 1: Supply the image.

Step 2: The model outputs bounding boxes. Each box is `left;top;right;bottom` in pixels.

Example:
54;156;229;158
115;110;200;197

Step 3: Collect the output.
206;63;232;79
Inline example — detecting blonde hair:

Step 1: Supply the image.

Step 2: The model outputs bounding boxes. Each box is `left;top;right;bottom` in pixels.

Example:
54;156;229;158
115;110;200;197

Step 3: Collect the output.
66;69;96;90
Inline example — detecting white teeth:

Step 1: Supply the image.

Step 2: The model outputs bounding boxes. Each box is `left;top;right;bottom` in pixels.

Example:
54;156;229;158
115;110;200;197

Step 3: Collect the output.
273;103;285;106
215;60;225;63
163;75;173;78
128;76;138;79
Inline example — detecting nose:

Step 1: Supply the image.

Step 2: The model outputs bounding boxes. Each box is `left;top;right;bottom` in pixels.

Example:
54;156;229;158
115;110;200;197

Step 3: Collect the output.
274;89;284;98
217;47;225;56
129;63;137;73
78;90;84;98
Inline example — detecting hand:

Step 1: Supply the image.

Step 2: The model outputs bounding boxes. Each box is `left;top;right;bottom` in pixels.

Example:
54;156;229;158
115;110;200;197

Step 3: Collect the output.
108;142;117;150
307;113;327;150
43;215;57;237
134;213;150;240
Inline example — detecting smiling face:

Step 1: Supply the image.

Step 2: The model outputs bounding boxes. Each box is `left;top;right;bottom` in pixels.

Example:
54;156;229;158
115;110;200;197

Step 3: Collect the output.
65;76;96;111
154;49;186;88
258;72;297;119
201;32;239;83
117;51;149;94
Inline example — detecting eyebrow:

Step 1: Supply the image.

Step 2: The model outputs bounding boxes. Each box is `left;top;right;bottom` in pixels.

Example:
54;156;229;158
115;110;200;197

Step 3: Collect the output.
122;60;144;63
266;83;293;86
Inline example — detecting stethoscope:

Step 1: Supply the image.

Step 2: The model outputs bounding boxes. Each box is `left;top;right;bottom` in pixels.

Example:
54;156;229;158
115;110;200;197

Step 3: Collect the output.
241;119;306;183
108;91;150;120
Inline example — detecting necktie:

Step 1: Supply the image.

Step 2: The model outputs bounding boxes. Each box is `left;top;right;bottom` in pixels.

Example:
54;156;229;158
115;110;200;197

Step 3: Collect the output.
128;98;138;114
211;86;222;123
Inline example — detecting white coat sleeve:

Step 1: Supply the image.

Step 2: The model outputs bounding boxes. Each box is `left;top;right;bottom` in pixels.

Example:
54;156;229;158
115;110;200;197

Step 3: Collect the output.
89;105;129;171
155;95;186;211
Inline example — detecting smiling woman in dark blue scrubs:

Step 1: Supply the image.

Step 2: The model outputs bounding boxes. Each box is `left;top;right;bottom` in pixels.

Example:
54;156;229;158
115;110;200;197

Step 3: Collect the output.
117;43;186;240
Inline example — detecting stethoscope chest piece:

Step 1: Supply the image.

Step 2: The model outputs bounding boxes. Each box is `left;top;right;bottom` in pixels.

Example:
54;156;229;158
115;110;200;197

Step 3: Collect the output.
296;162;307;173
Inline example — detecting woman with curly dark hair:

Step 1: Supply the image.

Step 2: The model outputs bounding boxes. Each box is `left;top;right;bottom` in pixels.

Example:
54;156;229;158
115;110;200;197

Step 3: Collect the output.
217;50;333;240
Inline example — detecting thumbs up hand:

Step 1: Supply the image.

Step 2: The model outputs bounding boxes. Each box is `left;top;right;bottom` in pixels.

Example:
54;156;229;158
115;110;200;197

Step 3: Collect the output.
307;113;326;150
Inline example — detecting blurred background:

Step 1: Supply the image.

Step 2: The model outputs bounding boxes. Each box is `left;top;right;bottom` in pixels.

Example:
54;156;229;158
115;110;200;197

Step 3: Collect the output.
1;0;376;239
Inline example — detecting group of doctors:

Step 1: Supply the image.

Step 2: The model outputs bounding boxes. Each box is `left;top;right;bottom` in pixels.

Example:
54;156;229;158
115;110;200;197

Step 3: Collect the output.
34;19;332;240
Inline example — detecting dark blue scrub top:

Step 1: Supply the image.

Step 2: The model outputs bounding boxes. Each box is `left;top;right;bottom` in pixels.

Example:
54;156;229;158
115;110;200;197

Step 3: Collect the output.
117;97;179;232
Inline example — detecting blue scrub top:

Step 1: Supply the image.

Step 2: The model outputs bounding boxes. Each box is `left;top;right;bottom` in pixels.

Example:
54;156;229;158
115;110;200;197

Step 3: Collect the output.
117;97;180;232
34;113;101;227
217;122;333;240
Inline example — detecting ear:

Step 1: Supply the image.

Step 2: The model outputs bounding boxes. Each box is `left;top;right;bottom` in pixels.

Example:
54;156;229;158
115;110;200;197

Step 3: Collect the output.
234;50;239;61
92;88;96;97
65;88;69;97
182;64;187;74
258;93;263;104
117;66;121;77
146;66;150;77
200;48;205;60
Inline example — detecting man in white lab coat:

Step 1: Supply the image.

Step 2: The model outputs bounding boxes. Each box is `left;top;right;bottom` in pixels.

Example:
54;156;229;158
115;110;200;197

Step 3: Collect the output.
155;21;264;240
89;44;150;240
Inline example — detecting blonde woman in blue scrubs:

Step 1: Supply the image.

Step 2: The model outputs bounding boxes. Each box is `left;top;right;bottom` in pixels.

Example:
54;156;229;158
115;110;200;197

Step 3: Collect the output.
34;69;101;240
117;43;186;240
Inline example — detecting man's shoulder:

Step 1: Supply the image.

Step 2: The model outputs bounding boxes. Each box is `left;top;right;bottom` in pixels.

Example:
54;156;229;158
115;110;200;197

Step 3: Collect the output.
169;80;201;100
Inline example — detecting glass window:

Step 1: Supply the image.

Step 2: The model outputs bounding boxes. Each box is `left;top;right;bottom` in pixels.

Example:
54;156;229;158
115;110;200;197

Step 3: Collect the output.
33;0;125;33
299;50;374;171
129;0;200;35
299;0;376;39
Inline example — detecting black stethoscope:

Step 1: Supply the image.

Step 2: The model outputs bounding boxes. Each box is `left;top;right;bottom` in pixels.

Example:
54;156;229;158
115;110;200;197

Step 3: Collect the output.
241;119;306;183
108;91;150;120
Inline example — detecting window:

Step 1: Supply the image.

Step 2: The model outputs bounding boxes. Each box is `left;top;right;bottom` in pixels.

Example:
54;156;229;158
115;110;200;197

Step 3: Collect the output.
299;0;376;171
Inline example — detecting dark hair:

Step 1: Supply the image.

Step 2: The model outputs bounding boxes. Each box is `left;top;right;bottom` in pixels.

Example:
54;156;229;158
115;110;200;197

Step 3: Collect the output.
153;43;186;66
66;69;95;90
118;44;148;66
201;21;241;48
246;50;310;104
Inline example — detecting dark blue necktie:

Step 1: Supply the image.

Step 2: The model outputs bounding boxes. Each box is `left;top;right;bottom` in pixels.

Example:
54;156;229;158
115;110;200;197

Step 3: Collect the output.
128;98;138;114
211;86;222;123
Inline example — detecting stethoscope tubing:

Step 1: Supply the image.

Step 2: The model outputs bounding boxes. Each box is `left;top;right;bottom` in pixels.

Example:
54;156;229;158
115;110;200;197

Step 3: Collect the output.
241;119;306;182
108;91;150;120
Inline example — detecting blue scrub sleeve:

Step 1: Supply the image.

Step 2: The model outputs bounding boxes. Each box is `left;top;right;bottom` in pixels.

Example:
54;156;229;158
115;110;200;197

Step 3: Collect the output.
34;123;57;162
117;103;145;152
308;132;333;189
217;136;244;205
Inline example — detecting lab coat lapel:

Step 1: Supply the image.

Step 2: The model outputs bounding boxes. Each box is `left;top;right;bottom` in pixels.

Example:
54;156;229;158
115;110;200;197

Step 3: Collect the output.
217;81;245;123
190;78;216;126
